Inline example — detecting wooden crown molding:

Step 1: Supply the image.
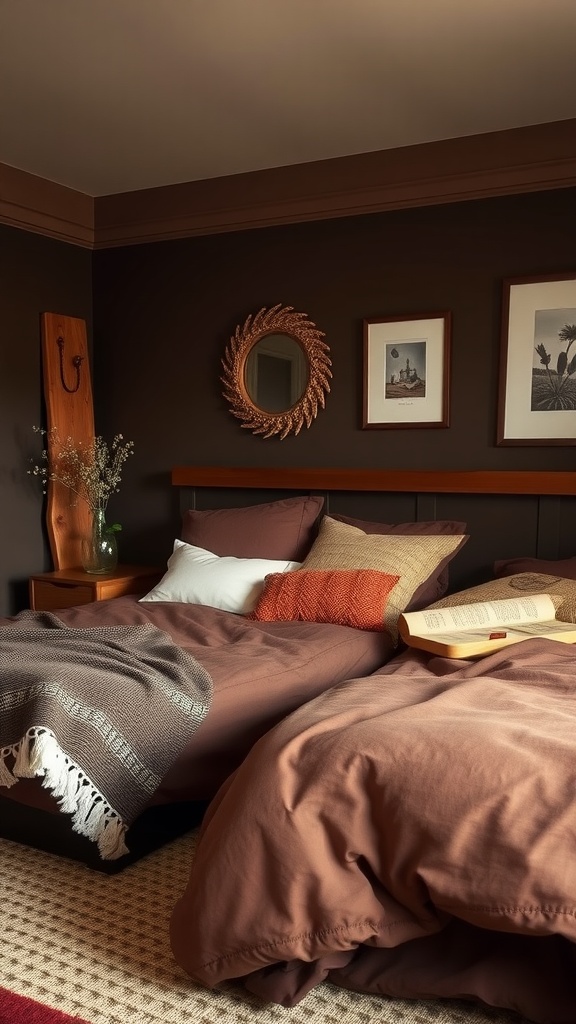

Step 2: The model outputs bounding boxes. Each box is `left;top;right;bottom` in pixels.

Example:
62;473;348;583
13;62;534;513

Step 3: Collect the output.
2;119;576;250
93;119;576;248
0;163;94;248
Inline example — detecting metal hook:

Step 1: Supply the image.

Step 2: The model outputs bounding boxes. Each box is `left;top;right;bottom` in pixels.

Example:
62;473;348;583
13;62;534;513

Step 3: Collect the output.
57;336;84;394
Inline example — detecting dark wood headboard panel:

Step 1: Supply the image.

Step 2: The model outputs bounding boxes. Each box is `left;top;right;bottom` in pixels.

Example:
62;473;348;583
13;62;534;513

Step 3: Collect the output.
172;467;576;495
171;467;576;593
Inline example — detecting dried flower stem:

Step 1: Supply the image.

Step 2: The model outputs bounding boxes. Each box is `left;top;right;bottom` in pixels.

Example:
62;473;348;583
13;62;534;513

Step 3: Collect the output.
29;427;134;519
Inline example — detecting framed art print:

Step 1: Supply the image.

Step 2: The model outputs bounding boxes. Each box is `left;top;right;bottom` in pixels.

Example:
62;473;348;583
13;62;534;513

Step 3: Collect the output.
362;312;450;429
497;272;576;446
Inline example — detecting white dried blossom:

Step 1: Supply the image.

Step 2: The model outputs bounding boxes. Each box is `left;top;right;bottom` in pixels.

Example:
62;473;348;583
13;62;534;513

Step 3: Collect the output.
29;427;134;517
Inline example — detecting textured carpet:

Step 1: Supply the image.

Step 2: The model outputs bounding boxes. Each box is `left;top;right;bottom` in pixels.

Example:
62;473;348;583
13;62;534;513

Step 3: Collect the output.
0;832;529;1024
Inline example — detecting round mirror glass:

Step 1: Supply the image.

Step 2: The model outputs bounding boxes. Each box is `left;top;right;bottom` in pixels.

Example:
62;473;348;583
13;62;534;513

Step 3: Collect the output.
244;334;309;413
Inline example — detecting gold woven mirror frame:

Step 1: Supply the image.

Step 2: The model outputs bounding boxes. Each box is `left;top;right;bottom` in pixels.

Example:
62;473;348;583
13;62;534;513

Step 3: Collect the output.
221;304;332;439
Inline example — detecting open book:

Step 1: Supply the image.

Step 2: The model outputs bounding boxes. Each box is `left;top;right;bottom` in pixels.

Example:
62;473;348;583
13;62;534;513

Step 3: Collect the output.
398;593;576;658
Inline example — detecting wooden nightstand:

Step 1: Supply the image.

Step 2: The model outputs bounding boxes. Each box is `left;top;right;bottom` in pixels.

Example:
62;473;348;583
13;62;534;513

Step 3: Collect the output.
29;565;163;611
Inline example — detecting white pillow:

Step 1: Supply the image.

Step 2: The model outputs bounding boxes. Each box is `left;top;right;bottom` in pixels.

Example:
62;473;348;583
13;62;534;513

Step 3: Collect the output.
139;539;301;614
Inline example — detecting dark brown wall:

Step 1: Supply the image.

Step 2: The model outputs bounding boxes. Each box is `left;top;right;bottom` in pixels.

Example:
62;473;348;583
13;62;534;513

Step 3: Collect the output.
1;224;92;615
92;187;576;570
2;187;575;615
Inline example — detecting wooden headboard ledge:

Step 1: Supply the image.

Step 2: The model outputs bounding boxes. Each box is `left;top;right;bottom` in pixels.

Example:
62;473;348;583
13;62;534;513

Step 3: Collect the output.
172;467;576;496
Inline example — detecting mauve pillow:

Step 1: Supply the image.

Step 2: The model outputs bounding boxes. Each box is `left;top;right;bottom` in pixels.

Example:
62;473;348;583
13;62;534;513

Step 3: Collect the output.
494;556;576;580
329;514;467;605
181;495;324;562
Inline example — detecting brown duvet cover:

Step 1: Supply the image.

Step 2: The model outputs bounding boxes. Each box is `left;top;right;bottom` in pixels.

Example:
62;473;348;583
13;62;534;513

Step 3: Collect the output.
0;595;391;853
170;637;576;1024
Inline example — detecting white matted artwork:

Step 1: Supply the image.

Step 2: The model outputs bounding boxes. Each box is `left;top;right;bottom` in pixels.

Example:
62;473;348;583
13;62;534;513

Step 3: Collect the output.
362;312;450;429
497;272;576;446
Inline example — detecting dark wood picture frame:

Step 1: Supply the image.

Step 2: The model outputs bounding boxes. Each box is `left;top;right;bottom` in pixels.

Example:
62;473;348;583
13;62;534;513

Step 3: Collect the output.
497;271;576;446
362;312;451;429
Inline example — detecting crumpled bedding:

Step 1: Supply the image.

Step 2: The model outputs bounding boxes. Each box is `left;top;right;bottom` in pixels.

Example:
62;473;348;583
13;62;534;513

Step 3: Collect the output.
1;596;391;809
170;638;576;1024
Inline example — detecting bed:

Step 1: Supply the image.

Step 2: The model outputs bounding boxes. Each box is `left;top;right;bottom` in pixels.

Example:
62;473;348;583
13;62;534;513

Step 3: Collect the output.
165;466;576;1024
169;567;576;1024
0;473;472;870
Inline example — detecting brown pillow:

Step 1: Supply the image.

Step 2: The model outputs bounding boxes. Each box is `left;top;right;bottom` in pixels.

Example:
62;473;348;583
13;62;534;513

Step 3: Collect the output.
331;515;467;604
494;556;576;581
300;516;468;643
430;572;576;624
251;568;400;632
181;495;324;562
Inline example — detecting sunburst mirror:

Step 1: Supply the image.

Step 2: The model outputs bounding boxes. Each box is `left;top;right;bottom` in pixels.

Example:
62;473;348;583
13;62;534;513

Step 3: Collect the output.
221;304;332;439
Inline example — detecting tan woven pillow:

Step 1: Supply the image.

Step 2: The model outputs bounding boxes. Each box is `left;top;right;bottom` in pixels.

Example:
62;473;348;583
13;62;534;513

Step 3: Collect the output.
431;572;576;624
301;516;468;643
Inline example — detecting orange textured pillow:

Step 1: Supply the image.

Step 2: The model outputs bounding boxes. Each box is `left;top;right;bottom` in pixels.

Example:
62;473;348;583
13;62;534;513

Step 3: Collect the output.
250;568;400;631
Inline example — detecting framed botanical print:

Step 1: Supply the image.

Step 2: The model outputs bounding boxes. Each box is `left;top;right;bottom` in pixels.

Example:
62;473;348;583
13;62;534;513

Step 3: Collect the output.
497;272;576;446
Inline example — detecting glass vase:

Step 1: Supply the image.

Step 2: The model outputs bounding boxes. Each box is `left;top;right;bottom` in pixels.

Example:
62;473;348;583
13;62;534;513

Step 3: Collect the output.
81;509;118;575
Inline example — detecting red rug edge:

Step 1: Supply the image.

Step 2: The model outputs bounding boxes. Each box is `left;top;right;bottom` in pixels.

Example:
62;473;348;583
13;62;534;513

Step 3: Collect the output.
0;986;90;1024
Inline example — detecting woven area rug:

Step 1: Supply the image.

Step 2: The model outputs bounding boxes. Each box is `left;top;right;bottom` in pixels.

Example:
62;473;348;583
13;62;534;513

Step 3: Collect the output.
0;985;90;1022
0;832;530;1024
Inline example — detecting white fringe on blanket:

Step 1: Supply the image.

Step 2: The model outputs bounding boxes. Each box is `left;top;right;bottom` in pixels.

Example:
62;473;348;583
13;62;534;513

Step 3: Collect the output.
0;727;129;859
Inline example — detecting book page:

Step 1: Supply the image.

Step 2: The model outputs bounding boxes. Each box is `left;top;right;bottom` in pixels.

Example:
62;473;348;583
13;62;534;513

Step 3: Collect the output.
502;618;576;636
401;593;558;637
409;620;576;648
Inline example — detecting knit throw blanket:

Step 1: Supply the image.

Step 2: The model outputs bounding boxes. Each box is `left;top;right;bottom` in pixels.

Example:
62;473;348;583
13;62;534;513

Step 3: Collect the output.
0;613;213;860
